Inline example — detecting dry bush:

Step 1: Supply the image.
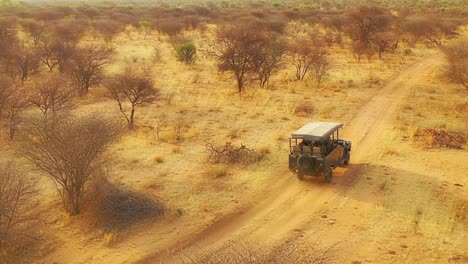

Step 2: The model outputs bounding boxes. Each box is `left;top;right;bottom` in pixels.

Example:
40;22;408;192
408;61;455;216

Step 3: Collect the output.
442;38;468;89
402;16;449;47
294;101;315;116
172;117;187;142
22;115;121;215
86;176;164;230
0;162;36;261
179;239;338;264
68;44;113;96
157;20;185;37
105;67;160;129
205;142;264;165
413;128;466;149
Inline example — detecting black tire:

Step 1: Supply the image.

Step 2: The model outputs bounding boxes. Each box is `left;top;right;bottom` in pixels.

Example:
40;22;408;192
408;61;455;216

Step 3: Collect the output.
324;166;333;183
297;171;304;180
344;153;350;165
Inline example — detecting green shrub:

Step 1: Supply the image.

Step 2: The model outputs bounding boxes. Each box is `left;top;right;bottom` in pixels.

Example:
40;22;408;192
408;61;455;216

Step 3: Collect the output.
176;43;197;64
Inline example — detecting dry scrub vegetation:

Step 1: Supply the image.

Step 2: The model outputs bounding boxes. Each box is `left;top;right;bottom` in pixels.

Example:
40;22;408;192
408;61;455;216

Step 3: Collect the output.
0;0;466;263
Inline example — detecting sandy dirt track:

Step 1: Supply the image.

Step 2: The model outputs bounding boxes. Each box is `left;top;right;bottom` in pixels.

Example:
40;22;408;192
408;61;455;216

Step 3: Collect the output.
137;54;446;264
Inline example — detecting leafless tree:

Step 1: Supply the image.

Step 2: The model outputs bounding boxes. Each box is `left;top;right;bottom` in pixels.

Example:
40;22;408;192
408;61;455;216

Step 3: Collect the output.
0;162;35;256
346;6;393;45
346;6;393;59
68;45;113;96
3;45;41;83
251;38;286;87
20;19;45;46
311;52;331;88
37;37;61;72
29;74;75;119
288;39;315;81
211;23;266;93
22;115;120;215
105;67;160;129
2;88;30;140
0;75;14;116
372;31;399;58
442;38;468;90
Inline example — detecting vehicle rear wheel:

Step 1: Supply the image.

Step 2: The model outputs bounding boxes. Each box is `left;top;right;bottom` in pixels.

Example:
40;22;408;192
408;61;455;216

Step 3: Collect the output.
344;153;350;165
297;171;304;180
324;166;332;183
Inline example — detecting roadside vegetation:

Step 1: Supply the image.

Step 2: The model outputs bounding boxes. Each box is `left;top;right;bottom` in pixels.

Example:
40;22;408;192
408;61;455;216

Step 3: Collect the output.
0;0;466;263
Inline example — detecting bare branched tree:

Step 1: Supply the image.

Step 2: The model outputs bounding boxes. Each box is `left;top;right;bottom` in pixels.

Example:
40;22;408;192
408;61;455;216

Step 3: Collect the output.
68;45;113;96
251;38;286;87
210;23;266;93
3;45;40;83
20;19;45;47
22;116;120;215
288;38;321;81
105;67;160;129
0;162;35;256
310;46;332;88
2;88;30;140
29;74;75;119
0;75;14;116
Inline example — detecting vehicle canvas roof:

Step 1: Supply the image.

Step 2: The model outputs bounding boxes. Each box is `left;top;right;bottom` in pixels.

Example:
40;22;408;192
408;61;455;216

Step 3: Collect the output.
291;122;343;141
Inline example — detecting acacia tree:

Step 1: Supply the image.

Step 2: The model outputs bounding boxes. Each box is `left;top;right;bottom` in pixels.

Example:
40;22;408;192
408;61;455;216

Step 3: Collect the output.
288;39;315;80
442;39;468;90
346;6;392;59
20;19;45;46
105;68;160;129
311;52;331;88
22;116;120;215
211;23;266;93
29;74;75;119
68;45;113;96
3;46;41;83
372;31;399;58
251;38;286;87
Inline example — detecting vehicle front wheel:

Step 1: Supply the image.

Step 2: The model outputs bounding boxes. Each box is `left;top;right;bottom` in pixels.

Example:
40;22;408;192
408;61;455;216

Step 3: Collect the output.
297;171;304;180
324;166;332;183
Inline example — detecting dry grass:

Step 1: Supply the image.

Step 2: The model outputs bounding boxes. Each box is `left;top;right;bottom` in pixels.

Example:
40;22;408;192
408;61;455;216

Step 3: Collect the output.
178;239;338;264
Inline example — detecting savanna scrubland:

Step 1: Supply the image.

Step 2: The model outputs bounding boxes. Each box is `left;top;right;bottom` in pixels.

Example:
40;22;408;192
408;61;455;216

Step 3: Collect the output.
0;0;467;263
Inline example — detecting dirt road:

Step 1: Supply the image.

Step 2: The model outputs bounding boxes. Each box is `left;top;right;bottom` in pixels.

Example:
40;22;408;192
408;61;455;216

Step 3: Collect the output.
138;54;445;263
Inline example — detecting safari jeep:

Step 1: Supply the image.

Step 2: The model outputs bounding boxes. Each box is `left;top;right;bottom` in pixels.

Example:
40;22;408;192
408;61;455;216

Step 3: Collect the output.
289;122;352;182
